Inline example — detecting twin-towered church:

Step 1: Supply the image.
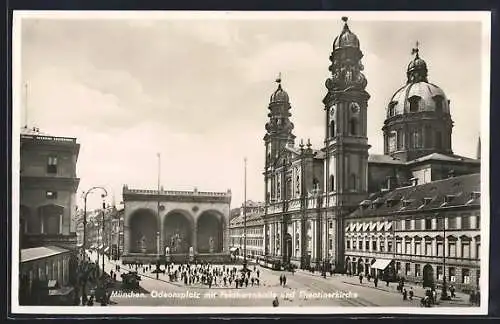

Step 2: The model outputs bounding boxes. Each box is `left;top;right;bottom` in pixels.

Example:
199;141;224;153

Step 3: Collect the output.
255;17;480;272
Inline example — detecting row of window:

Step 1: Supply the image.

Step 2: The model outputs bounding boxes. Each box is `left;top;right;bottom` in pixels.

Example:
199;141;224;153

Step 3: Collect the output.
348;214;480;233
231;238;264;247
387;96;445;117
346;238;480;259
230;227;263;236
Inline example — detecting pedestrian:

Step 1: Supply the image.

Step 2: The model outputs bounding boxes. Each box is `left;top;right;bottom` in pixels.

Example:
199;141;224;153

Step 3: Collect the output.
359;273;363;284
374;276;378;288
272;296;279;307
283;274;287;286
450;285;456;298
245;277;248;287
279;274;283;286
251;277;255;286
403;288;408;301
257;269;260;278
386;279;389;287
409;287;414;300
431;289;437;304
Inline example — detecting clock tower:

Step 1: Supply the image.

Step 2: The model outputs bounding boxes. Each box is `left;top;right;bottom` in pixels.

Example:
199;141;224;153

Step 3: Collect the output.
323;17;370;271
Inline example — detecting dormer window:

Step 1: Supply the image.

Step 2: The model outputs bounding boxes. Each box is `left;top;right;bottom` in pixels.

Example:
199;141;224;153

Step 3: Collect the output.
434;95;444;113
470;191;480;200
409;96;421;113
445;194;455;204
401;199;413;208
422;197;432;206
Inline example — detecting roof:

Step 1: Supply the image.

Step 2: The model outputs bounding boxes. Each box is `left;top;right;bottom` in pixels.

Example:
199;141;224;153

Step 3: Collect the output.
229;209;265;227
368;154;404;165
20;126;50;136
407;152;480;165
349;173;480;218
21;246;70;263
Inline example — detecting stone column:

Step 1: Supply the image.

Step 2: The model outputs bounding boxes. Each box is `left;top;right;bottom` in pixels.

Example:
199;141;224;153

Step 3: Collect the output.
192;223;198;253
223;217;229;253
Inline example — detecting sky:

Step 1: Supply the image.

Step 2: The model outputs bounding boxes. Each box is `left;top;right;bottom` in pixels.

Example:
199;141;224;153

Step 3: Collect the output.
15;12;488;211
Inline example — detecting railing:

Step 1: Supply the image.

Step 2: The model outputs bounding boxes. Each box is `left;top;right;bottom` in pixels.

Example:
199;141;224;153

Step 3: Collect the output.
21;134;77;143
123;187;231;197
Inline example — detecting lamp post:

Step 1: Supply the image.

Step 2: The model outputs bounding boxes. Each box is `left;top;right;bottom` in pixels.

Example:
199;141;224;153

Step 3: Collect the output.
156;153;161;280
101;201;106;277
82;187;108;251
438;212;450;300
243;157;248;271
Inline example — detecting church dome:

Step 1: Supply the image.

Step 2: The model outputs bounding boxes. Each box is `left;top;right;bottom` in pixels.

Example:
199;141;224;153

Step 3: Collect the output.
333;17;360;50
387;82;450;118
386;43;450;118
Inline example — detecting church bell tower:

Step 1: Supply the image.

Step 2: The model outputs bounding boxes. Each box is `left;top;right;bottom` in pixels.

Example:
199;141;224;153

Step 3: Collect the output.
323;17;370;271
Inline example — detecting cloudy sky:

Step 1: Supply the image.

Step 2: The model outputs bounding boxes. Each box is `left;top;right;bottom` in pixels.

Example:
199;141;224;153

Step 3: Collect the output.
15;12;488;210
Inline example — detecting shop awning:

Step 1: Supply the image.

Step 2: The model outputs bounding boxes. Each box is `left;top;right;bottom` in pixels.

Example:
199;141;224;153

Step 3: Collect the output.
370;258;392;270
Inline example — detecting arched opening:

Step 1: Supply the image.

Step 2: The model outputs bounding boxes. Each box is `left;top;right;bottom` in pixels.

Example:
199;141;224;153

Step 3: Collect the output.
345;256;351;274
330;120;335;138
197;211;223;253
349;118;358;136
164;211;193;254
313;178;320;190
38;204;64;234
128;209;158;253
284;233;292;264
423;264;435;289
350;173;357;191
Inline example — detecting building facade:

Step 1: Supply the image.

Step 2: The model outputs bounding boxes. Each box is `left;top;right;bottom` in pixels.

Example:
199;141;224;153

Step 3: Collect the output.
20;126;80;250
228;17;481;292
229;201;265;258
121;186;232;264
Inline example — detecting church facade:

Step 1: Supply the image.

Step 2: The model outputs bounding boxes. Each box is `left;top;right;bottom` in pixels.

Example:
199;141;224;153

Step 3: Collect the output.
229;17;480;291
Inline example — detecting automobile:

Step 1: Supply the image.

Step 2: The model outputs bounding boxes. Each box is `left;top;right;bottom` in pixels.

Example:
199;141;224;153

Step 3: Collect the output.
121;271;141;288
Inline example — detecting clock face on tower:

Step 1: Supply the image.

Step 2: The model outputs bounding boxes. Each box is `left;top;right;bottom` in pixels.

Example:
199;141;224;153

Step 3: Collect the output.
350;102;360;114
329;104;336;120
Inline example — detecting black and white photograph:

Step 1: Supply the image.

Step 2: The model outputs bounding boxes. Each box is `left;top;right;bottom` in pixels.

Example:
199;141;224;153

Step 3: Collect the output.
11;10;490;315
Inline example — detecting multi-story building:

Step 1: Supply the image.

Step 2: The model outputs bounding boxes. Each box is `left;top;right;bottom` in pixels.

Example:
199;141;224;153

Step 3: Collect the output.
20;126;80;250
19;126;81;304
228;17;481;292
344;173;480;291
229;201;265;258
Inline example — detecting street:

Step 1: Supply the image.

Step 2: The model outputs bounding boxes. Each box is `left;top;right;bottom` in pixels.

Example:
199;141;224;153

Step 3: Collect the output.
85;251;475;308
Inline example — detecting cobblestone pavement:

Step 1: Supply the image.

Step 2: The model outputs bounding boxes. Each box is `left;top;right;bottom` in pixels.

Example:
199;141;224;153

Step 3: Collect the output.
86;252;478;308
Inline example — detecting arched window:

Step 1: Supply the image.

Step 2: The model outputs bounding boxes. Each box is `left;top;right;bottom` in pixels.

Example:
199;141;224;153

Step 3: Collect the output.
329;175;335;192
330;120;335;138
435;131;442;149
350;173;357;191
350;118;358;136
388;102;397;117
313;178;320;190
409;96;420;113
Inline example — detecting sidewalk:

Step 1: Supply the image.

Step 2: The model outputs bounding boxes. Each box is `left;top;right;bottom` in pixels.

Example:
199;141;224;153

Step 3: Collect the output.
294;268;472;306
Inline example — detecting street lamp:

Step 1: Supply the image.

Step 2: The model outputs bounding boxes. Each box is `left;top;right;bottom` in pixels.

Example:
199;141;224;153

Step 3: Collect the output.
243;157;248;271
313;188;325;277
438;212;450;300
82;187;108;251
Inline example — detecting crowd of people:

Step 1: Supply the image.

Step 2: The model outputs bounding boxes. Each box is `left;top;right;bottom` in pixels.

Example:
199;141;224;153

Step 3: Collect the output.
125;261;263;289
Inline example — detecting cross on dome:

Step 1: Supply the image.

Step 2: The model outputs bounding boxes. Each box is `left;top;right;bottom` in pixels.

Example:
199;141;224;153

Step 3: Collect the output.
411;41;420;59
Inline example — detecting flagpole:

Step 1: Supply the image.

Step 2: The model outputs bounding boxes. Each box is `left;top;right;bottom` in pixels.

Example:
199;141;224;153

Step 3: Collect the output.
156;152;161;278
243;157;247;271
24;82;28;129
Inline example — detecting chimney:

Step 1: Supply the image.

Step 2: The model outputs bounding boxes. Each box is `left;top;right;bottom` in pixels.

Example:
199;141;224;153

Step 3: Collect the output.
409;177;418;186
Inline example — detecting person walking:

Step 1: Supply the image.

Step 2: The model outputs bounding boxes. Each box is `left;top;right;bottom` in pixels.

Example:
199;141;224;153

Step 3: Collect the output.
279;274;283;286
272;296;279;307
283;274;287;287
409;287;414;300
374;276;378;288
359;273;363;284
402;288;408;301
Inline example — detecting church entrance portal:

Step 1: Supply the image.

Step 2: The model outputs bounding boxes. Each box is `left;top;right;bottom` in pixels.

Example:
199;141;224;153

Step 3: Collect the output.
164;212;193;254
197;211;223;253
129;209;158;253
